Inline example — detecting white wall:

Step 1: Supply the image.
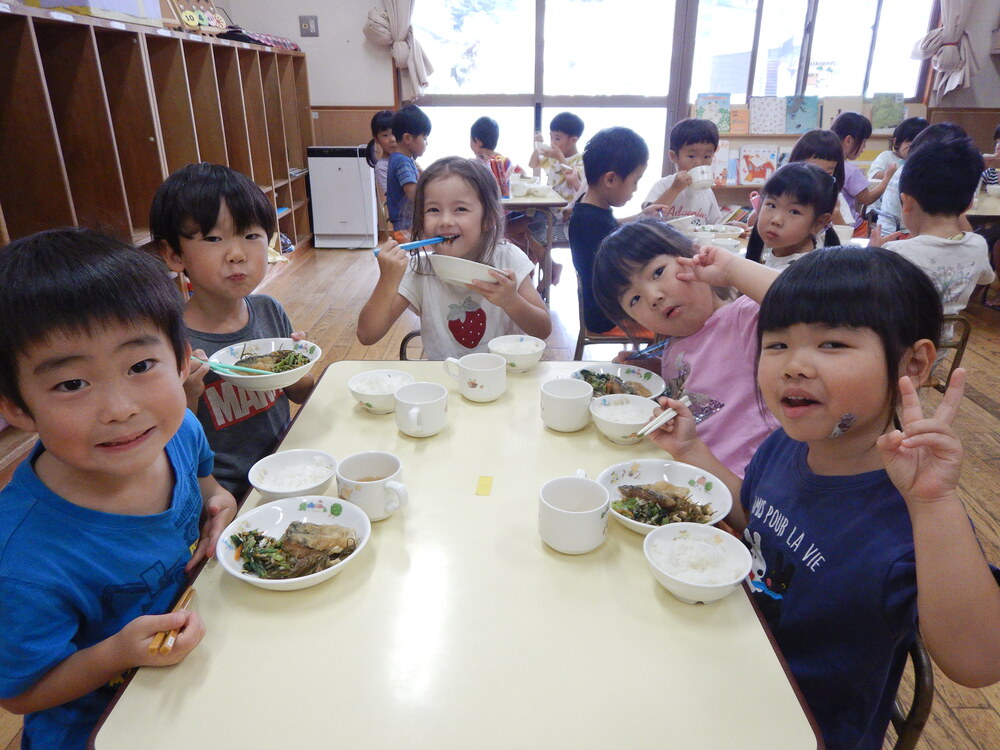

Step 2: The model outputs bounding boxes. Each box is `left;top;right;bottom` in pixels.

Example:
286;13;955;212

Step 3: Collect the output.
228;0;394;106
934;3;1000;108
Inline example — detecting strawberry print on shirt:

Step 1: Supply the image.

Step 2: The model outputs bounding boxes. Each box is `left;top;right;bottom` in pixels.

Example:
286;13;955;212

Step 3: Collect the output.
447;296;487;349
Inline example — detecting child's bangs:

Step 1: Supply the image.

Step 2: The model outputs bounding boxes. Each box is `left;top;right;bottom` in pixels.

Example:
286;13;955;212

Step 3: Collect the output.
759;248;895;333
178;173;276;238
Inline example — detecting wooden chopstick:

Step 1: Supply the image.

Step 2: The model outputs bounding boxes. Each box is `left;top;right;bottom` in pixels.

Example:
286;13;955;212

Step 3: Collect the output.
149;586;195;656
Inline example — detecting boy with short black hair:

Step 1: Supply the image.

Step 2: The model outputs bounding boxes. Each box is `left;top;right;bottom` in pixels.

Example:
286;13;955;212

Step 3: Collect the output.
881;133;994;316
370;109;395;195
643;117;722;226
470;116;501;157
0;228;235;750
569;126;664;333
151;162;315;499
388;104;432;240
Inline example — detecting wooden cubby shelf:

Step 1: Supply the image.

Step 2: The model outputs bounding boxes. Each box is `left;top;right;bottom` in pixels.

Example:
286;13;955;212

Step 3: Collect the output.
0;2;314;249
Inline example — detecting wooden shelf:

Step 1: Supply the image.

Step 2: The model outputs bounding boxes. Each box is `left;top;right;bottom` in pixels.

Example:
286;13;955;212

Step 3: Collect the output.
0;2;315;471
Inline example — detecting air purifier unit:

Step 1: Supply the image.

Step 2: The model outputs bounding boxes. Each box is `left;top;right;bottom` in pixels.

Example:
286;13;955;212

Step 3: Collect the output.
307;145;378;249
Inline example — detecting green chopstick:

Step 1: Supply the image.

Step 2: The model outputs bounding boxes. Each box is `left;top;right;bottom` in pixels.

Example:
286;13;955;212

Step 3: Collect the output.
191;356;272;375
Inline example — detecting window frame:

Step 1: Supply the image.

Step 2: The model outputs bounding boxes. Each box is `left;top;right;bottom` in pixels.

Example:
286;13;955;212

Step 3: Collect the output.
413;0;937;180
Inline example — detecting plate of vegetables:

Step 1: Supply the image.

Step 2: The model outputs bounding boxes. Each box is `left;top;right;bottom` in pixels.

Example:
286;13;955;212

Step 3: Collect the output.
597;459;731;535
209;337;320;392
216;496;371;591
570;364;666;400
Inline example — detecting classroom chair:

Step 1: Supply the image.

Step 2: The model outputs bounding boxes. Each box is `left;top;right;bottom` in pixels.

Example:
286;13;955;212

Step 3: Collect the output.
573;273;654;360
399;329;424;360
889;634;934;750
922;314;971;394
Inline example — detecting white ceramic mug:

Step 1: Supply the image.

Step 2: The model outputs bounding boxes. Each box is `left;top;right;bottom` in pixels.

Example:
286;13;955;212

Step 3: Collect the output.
688;165;714;190
395;382;448;437
538;476;610;554
540;378;593;432
690;231;715;246
336;451;408;521
444;352;507;403
712;237;742;253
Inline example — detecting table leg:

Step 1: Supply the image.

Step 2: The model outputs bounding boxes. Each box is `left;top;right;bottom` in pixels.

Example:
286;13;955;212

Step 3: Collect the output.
541;210;554;305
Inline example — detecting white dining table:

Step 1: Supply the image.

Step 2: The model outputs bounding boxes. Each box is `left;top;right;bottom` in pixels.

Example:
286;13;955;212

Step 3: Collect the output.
92;361;820;750
502;188;568;304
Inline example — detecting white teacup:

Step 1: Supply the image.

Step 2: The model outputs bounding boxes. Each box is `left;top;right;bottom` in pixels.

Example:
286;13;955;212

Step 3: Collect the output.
690;231;715;246
832;224;855;245
538;476;610;554
688;165;714;190
444;352;507;402
394;382;448;437
336;451;408;521
540;378;593;432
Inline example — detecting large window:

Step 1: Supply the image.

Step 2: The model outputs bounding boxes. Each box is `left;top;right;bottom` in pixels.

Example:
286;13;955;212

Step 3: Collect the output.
412;0;935;190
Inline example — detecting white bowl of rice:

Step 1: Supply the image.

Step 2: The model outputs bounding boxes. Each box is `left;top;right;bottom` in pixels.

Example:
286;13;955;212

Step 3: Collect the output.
487;335;546;373
589;394;658;444
249;449;337;500
347;369;415;414
643;523;751;604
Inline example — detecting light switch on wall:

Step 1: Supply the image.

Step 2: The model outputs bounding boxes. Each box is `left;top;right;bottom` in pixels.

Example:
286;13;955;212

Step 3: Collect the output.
299;15;318;37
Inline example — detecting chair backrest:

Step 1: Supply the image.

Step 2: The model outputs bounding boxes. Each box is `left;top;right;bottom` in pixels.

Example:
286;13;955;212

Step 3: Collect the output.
573;273;650;359
890;633;934;750
398;329;424;360
923;313;971;394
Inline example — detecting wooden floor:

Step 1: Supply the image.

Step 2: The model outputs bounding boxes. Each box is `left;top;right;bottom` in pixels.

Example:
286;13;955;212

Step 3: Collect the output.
1;243;998;750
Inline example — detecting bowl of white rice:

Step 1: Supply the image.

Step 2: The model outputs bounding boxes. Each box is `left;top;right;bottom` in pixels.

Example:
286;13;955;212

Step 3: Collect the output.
348;369;415;414
643;523;751;604
589;394;658;444
487;335;546;373
249;449;337;500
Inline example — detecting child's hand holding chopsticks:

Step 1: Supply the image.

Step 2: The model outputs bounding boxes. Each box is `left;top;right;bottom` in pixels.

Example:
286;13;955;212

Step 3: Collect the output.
113;587;205;667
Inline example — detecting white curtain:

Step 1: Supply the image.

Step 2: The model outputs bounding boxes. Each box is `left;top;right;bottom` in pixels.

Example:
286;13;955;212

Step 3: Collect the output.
912;0;979;99
363;1;433;101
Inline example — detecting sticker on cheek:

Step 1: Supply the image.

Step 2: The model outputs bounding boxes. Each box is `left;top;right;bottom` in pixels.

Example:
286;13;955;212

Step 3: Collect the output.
829;413;857;438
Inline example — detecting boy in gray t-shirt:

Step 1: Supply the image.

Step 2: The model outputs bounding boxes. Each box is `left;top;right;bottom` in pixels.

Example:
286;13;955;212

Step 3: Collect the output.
152;163;316;498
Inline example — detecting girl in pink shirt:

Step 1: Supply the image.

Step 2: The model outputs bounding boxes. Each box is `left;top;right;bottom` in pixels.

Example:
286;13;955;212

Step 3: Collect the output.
593;220;779;476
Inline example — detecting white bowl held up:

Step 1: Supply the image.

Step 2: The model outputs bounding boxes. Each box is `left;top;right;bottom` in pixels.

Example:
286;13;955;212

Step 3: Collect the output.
428;254;498;287
209;337;320;393
348;369;415;414
487;335;546;373
597;458;732;535
248;449;337;500
216;496;371;591
643;522;751;604
590;394;658;445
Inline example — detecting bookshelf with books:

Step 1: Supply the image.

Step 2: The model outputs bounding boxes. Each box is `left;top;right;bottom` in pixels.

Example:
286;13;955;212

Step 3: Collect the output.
0;2;315;250
688;94;910;205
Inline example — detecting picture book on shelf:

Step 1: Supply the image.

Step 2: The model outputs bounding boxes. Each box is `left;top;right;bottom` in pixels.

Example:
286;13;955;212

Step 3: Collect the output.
695;93;731;133
729;106;749;135
821;96;864;128
713;140;730;185
749;96;785;135
871;93;905;132
738;144;778;185
785;96;819;133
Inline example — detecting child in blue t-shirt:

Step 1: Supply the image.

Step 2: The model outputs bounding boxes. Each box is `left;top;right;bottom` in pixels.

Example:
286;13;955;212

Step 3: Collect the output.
151;163;315;499
0;228;237;750
648;245;1000;750
386;104;432;241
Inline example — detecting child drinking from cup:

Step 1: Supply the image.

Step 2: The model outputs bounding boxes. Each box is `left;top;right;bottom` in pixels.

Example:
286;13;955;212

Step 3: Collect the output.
642;117;723;226
645;245;1000;750
745;162;839;269
592;220;779;476
358;156;552;360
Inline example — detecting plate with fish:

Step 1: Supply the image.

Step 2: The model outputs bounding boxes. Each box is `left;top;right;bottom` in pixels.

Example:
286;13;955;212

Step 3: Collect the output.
597;459;732;535
209;337;320;392
570;364;666;400
216;496;371;591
